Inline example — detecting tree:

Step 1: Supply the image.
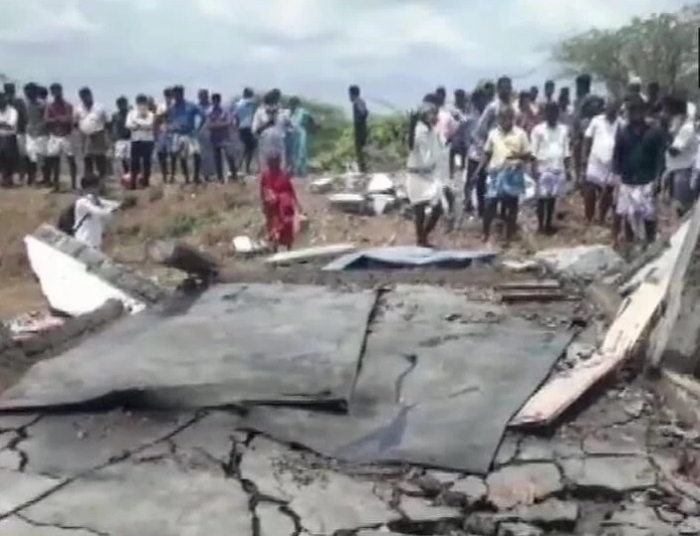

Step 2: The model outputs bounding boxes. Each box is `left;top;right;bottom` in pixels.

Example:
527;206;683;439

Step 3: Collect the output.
552;6;699;98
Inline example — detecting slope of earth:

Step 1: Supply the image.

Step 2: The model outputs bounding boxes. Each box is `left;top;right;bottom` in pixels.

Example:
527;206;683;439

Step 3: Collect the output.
0;177;673;318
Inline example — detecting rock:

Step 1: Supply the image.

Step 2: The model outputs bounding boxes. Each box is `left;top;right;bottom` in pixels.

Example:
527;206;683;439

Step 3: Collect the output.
502;259;540;273
232;236;269;256
516;437;556;463
309;176;336;193
493;434;520;467
448;475;487;505
463;512;498;534
396;480;424;497
497;522;543;536
426;470;460;486
679;516;700;534
535;245;624;281
498;498;579;530
565;342;596;366
414;474;444;497
656;505;684;524
603;504;676;536
561;456;656;495
265;244;357;265
328;193;368;214
486;463;563;510
399;495;462;522
678;497;700;516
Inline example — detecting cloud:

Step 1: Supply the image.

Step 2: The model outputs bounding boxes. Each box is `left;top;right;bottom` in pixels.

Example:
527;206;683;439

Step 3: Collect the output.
0;0;688;107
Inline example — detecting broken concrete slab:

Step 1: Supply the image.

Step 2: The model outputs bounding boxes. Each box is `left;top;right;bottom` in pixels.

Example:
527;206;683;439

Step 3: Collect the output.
322;247;497;271
602;504;676;535
309;176;336;194
497;498;579;530
560;456;656;495
0;516;96;536
265;244;357;266
535;245;624;281
257;502;296;536
398;495;462;522
169;410;242;462
27;225;166;315
0;468;61;517
232;235;270;256
19;454;252;536
366;173;395;194
328;192;369;214
0;284;376;410
239;437;399;534
486;463;563;510
447;475;487;505
17;410;192;477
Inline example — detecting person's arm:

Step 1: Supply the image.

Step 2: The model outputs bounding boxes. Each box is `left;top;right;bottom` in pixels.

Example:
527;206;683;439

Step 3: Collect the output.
76;197;115;219
669;123;693;156
474;131;494;176
475;104;494;141
563;128;573;180
611;128;624;179
582;118;597;161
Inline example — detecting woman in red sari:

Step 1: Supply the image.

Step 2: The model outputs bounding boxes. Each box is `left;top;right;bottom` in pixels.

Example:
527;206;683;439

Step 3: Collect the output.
260;152;301;250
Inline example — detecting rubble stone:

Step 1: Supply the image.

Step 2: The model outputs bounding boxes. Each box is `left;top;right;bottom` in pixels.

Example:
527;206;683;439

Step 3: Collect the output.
678;516;700;534
497;521;543;535
602;504;676;535
448;475;487;505
486;463;563;510
535;244;624;281
399;495;462;521
561;456;656;495
497;498;579;530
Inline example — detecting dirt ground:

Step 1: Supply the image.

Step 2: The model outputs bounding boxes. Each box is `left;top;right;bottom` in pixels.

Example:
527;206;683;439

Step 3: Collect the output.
0;175;674;320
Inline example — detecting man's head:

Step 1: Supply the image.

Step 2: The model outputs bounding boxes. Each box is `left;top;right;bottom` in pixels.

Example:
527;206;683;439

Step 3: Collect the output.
78;87;93;107
496;77;512;102
3;83;15;99
544;102;559;126
435;86;446;106
558;87;570;107
135;94;149;110
49;83;63;101
647;81;660;101
518;91;530;109
471;89;486;111
529;86;539;102
544;80;555;99
628;77;643;95
575;74;591;98
348;85;360;101
263;91;278;112
662;92;688;119
211;93;222;107
482;81;495;102
289;96;300;109
38;86;48;101
605;99;620;121
497;106;515;131
80;174;100;194
626;94;647;124
116;96;128;112
418;101;438;126
163;86;172;99
454;89;466;107
198;89;209;104
23;82;38;101
172;85;184;103
242;87;254;99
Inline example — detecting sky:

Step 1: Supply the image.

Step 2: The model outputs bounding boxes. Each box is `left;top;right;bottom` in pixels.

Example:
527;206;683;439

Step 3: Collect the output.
0;0;689;111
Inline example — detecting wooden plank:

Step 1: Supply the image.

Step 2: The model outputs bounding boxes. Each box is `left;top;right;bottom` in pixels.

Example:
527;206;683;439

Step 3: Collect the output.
496;280;561;291
510;280;665;427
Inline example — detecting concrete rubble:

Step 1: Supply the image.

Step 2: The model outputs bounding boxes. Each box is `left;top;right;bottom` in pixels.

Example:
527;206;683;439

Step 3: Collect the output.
5;203;700;534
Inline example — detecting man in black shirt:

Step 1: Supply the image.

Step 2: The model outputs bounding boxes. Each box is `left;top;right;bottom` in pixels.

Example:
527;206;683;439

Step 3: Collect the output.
348;85;368;172
4;83;27;182
612;95;666;247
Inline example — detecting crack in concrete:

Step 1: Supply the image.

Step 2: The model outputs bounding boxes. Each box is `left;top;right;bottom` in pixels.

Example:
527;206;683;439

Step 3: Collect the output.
16;513;110;536
0;412;204;522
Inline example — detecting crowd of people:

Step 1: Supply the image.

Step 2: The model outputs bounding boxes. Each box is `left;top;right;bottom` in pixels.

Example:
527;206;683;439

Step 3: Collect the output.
401;75;698;249
0;82;319;191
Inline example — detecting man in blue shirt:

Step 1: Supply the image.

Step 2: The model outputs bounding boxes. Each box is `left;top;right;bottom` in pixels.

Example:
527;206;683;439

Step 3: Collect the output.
168;85;205;183
233;87;258;175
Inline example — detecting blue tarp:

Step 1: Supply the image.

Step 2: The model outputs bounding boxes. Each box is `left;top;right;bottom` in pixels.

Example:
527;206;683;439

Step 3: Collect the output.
322;246;498;271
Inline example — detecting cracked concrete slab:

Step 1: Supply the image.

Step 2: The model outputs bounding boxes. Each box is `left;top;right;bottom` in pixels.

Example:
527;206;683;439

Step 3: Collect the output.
257;502;296;536
18;410;193;477
19;453;252;536
0;516;96;535
169;410;243;462
239;437;399;534
561;456;657;495
0;468;61;517
601;504;676;535
0;284;376;410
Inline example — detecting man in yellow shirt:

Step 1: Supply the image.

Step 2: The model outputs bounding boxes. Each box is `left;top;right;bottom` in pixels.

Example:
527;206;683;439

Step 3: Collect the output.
479;106;531;243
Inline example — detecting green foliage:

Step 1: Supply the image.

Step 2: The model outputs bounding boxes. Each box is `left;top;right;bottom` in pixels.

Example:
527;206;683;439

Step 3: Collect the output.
552;7;699;98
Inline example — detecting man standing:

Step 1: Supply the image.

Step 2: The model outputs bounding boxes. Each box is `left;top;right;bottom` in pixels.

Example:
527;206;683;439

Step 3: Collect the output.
197;89;215;181
23;83;48;186
112;96;131;176
582;100;621;224
543;81;556;105
155;87;173;182
167;85;205;184
348;85;369;172
208;93;237;182
76;87;110;184
44;83;77;191
612;95;666;248
663;93;699;217
571;74;604;182
233;88;258;176
126;94;156;188
0;92;19;187
4;83;28;182
531;102;571;234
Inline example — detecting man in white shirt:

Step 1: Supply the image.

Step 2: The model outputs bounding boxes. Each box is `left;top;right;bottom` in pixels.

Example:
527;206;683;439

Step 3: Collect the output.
664;93;699;216
0;91;19;187
126;94;156;188
75;87;110;184
73;174;120;250
530;102;571;234
582;100;621;224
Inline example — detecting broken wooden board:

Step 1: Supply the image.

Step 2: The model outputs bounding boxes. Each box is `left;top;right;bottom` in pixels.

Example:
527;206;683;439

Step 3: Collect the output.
265;244;357;266
510;280;666;427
